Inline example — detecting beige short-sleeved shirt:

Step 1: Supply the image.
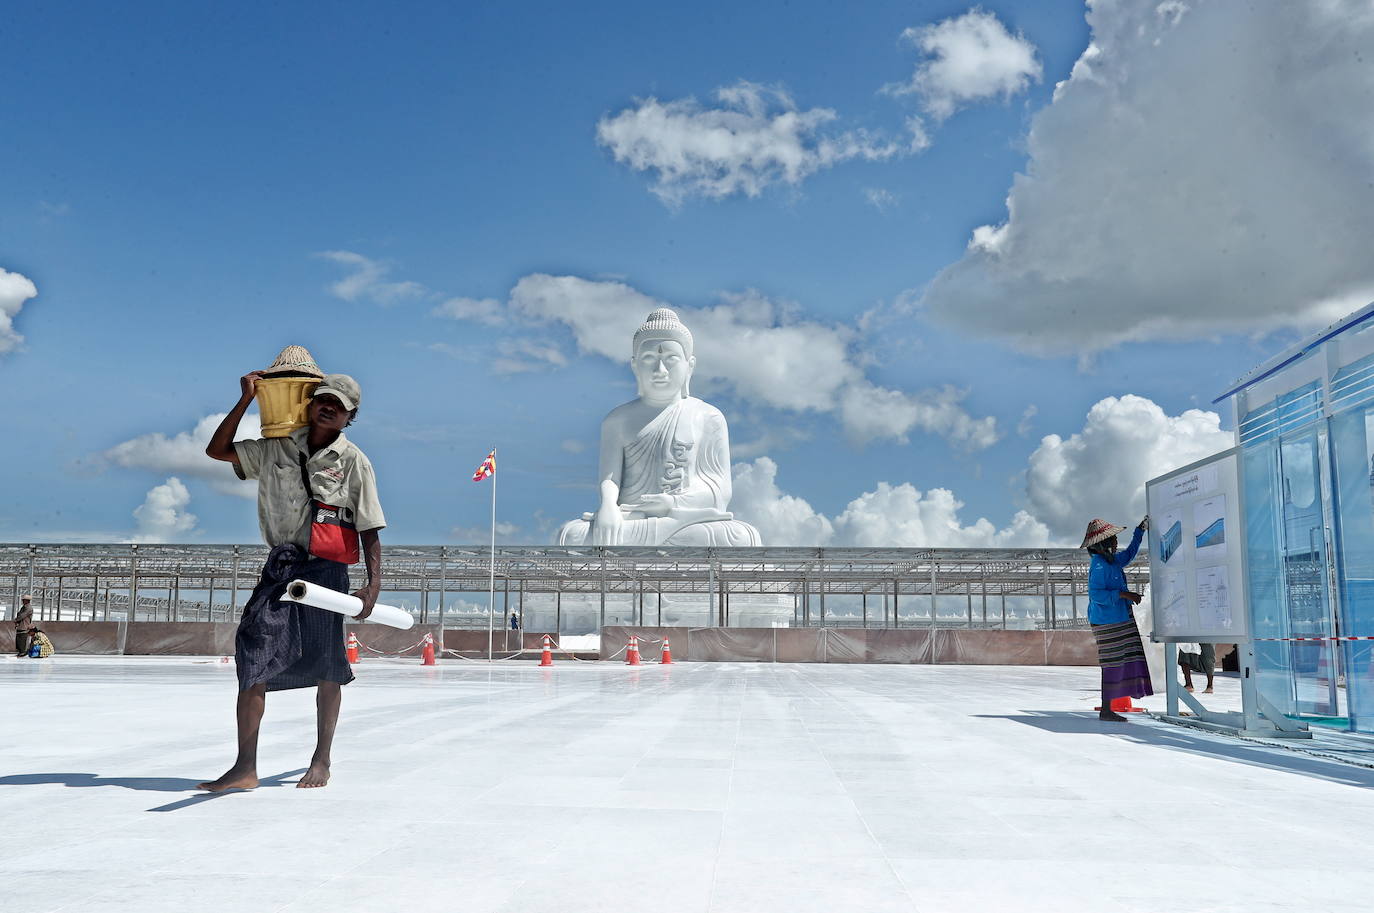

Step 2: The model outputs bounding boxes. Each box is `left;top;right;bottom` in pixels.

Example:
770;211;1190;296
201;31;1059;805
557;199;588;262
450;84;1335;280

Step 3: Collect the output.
233;427;386;550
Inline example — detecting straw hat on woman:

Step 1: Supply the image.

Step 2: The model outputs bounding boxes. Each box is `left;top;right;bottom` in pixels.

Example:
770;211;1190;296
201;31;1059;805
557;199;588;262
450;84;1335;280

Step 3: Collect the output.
1082;516;1153;721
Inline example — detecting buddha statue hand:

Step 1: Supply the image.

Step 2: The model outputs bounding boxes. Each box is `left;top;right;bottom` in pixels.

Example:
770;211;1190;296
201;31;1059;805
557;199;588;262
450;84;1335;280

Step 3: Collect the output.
590;492;624;545
623;494;673;517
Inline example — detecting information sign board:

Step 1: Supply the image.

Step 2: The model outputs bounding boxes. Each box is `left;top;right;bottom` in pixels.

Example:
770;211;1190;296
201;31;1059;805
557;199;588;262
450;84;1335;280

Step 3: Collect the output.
1146;447;1249;640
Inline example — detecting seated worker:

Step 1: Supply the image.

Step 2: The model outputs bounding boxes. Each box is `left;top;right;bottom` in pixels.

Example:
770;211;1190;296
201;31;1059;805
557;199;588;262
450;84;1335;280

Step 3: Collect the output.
26;627;54;658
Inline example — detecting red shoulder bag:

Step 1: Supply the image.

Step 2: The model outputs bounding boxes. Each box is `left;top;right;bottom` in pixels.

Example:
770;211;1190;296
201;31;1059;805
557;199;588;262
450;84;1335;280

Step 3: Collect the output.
298;454;361;565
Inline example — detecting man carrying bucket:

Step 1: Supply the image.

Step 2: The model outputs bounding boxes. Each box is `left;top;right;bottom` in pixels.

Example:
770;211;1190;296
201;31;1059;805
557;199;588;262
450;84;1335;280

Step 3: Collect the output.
199;366;386;791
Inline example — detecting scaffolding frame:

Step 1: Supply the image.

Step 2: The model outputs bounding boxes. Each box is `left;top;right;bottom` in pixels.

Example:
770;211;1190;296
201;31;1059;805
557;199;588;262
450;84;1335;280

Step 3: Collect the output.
0;543;1149;630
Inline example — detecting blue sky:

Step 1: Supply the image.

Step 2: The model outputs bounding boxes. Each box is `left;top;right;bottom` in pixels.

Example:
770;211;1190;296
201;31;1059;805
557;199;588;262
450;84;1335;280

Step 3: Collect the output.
2;1;1369;547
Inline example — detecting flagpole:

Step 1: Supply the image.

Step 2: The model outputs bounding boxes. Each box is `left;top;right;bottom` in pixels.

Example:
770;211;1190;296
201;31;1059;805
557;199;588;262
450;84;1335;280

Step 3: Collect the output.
487;447;497;663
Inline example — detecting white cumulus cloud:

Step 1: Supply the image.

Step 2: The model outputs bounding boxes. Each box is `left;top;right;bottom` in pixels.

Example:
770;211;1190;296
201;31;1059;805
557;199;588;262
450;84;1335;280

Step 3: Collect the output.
131;477;198;543
1024;394;1232;542
104;413;263;498
921;2;1374;354
887;7;1042;119
506;274;999;449
317;250;428;305
597;81;921;205
730;457;836;545
730;456;1046;547
833;483;1049;548
731;393;1225;548
839;382;998;450
0;267;39;355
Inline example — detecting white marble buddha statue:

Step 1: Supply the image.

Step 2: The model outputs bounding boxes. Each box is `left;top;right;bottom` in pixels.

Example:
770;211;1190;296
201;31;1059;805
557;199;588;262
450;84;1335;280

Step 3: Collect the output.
557;308;762;547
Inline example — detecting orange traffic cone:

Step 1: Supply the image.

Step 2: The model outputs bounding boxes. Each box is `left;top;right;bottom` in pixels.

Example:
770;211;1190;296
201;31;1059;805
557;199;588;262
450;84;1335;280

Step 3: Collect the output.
539;634;554;667
626;635;641;666
346;631;360;664
421;633;436;666
660;637;673;665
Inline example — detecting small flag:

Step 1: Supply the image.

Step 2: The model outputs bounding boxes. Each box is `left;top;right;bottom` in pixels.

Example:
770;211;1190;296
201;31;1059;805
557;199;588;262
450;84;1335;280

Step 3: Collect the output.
472;450;496;482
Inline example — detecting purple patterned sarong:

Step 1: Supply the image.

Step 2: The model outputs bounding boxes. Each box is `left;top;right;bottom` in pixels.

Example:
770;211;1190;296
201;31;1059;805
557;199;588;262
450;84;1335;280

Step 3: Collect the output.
235;544;354;692
1091;619;1154;700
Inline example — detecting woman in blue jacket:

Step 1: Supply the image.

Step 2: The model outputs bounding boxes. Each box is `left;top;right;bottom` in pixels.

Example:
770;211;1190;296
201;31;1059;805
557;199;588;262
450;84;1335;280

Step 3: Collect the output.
1083;516;1153;721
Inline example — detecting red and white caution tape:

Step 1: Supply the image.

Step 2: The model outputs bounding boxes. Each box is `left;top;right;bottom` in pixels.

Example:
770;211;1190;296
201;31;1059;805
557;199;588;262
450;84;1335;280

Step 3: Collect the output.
440;636;661;664
1254;636;1374;642
443;647;526;662
355;637;427;656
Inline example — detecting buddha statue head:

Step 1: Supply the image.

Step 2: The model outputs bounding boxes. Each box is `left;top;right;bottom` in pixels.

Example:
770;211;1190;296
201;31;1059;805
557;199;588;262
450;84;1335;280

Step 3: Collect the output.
631;308;696;405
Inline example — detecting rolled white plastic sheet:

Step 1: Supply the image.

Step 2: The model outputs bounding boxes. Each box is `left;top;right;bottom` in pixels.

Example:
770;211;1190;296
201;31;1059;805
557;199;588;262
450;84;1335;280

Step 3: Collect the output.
282;579;415;630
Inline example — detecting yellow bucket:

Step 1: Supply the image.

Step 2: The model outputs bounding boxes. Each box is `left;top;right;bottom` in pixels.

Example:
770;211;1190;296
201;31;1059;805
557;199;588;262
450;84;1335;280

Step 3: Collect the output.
256;376;320;437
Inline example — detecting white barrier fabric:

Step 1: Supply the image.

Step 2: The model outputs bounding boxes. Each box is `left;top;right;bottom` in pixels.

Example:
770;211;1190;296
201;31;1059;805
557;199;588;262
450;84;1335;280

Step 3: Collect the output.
282;579;414;630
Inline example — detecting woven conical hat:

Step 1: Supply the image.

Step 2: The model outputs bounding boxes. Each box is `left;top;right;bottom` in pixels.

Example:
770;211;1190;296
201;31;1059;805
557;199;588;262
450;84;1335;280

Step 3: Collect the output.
1081;518;1127;548
261;344;324;378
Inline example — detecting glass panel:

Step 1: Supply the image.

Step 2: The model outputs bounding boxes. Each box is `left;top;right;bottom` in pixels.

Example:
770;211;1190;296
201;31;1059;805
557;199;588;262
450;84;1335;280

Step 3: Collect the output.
1244;441;1296;716
1329;351;1374;414
1279;428;1341;719
1329;408;1374;732
1276;382;1324;435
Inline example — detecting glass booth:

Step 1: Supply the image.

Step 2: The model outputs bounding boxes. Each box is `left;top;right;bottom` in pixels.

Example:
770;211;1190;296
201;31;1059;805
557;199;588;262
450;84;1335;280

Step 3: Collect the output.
1220;303;1374;732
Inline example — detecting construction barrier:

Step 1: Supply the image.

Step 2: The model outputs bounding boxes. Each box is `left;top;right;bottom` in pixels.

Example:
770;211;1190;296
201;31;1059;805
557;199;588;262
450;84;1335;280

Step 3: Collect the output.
599;626;1101;665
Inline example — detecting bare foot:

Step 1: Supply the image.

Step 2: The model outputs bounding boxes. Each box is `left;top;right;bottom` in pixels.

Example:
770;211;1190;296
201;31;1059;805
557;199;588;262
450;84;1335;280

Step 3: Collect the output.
197;766;259;792
1203;687;1214;694
297;760;330;788
1184;685;1194;692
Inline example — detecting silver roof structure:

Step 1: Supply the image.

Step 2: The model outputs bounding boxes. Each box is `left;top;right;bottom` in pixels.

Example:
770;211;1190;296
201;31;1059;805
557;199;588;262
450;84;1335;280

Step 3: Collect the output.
0;543;1146;616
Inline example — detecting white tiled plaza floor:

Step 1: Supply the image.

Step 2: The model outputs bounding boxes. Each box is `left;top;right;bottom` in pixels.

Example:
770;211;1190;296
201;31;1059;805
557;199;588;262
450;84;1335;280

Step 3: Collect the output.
4;654;1374;913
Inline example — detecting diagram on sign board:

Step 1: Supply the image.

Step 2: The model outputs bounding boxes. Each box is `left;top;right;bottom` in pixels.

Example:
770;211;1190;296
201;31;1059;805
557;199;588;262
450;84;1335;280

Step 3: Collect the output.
1159;571;1186;630
1196;565;1232;630
1193;495;1227;561
1159;514;1184;564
